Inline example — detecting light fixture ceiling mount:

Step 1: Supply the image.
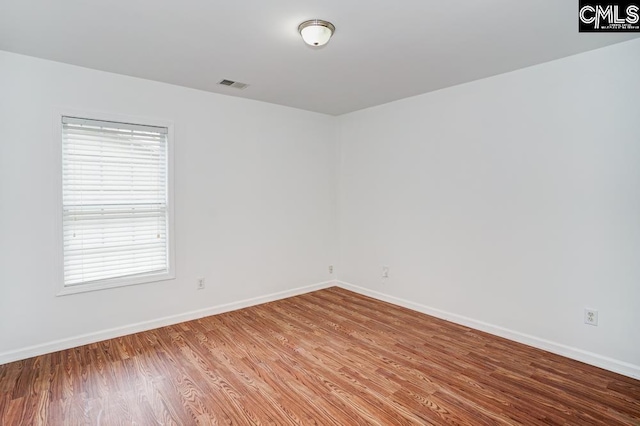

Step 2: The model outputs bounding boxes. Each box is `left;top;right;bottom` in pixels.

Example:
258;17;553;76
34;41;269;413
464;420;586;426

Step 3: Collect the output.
298;19;336;47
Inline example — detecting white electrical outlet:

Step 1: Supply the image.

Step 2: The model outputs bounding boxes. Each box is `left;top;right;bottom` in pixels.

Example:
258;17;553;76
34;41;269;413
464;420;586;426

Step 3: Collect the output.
197;278;205;290
584;309;598;326
328;265;334;274
382;266;389;278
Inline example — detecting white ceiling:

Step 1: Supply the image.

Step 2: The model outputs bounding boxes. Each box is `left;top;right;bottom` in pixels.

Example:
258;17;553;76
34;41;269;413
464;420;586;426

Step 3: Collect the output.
1;1;638;115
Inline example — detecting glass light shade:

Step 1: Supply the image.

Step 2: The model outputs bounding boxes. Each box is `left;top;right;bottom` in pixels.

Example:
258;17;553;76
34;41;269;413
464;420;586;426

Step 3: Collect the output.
298;20;335;47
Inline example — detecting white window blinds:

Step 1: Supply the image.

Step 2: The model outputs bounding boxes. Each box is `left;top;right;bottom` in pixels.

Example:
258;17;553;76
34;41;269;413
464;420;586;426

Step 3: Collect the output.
62;116;170;287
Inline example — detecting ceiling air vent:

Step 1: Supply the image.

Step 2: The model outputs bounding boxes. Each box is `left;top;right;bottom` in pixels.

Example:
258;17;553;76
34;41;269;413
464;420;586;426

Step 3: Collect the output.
218;79;249;90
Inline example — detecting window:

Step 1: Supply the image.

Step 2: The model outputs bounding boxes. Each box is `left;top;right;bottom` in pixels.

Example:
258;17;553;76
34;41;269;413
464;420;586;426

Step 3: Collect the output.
59;115;174;294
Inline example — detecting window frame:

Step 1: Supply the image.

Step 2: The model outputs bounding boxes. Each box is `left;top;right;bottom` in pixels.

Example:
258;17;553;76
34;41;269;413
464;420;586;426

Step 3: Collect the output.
54;108;175;296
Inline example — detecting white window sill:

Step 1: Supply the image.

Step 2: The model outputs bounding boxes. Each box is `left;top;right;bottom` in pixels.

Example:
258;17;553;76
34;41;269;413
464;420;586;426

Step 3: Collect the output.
57;272;175;296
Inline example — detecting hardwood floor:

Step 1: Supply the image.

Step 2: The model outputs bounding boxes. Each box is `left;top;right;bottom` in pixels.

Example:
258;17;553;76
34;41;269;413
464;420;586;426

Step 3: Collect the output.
1;287;639;425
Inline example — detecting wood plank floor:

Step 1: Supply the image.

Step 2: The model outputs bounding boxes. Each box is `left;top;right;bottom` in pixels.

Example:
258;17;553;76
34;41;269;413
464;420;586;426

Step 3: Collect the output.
1;287;639;425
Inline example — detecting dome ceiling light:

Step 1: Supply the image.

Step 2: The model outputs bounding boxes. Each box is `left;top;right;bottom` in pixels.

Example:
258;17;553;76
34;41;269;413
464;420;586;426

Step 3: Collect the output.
298;20;336;47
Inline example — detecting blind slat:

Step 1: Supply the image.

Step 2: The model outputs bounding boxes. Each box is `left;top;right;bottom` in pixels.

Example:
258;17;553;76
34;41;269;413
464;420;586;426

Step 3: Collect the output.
63;116;168;134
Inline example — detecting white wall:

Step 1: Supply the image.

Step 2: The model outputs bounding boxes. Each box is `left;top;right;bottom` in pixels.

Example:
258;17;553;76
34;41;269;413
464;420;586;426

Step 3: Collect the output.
2;40;639;378
338;39;640;377
0;51;338;360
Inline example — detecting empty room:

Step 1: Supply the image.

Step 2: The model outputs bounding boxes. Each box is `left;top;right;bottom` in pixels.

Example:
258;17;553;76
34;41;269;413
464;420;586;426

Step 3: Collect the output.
1;0;639;424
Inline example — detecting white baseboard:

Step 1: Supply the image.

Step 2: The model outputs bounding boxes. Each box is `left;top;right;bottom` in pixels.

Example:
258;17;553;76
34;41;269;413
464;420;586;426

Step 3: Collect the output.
337;281;640;380
0;280;336;365
4;279;638;380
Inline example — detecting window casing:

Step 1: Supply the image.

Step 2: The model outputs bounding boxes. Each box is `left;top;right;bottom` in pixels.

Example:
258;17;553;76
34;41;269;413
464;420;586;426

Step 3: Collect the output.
59;115;174;295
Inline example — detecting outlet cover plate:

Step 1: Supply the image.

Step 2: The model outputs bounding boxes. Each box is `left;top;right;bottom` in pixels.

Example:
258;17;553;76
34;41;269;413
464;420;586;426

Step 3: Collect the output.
584;309;598;326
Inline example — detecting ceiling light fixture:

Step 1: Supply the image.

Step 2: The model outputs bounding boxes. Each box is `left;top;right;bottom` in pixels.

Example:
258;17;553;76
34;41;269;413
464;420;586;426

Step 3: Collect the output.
298;19;336;47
